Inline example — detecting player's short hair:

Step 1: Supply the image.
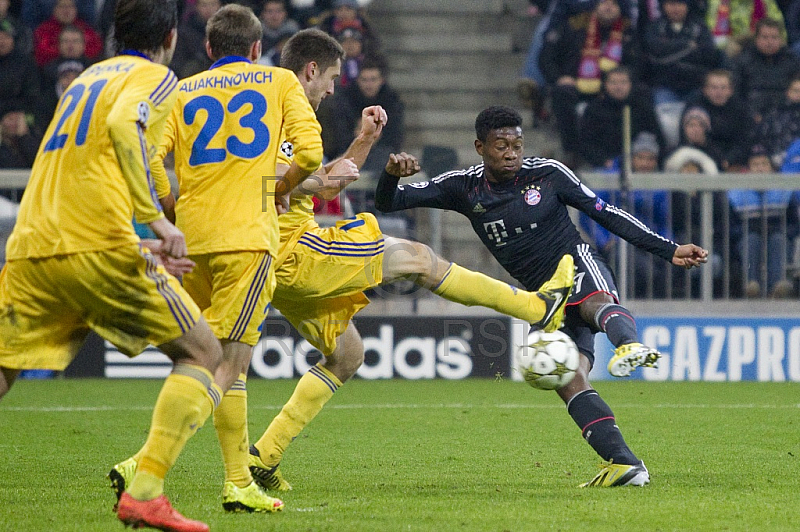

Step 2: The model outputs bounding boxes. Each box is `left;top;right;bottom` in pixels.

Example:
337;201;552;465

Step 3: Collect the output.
475;106;523;143
280;28;345;75
206;4;262;60
113;0;178;54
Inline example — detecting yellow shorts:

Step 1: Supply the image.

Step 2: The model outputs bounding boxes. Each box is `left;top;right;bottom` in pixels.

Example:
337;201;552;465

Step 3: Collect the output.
0;244;201;371
272;213;383;355
183;251;275;346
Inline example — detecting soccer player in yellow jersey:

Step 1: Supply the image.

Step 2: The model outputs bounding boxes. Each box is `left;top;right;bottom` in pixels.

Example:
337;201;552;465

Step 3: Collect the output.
244;32;576;491
110;5;324;514
0;1;223;531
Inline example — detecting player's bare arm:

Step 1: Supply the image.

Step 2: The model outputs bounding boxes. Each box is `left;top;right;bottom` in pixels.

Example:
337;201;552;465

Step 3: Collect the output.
324;105;387;173
148;217;188;259
159;192;177;224
313;105;387;196
288;158;360;201
286;105;388;202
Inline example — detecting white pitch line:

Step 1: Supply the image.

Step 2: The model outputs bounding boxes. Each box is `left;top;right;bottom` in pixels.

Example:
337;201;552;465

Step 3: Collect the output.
2;403;800;413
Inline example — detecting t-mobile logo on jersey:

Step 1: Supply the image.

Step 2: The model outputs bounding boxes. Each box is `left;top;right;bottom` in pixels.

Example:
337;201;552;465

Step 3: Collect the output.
483;219;508;246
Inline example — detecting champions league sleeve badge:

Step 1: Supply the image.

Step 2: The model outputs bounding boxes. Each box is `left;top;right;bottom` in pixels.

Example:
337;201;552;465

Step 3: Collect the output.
595;197;606;211
136;101;150;127
280;140;293;158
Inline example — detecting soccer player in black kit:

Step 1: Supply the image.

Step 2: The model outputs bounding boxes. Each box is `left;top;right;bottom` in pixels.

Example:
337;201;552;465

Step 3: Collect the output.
375;106;708;487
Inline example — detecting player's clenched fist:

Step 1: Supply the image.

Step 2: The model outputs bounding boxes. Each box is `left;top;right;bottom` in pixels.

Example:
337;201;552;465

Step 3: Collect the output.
385;152;420;177
672;244;709;270
361;105;387;140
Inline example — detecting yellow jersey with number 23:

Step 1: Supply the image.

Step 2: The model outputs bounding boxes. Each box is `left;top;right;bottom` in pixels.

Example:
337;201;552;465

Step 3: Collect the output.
154;56;323;258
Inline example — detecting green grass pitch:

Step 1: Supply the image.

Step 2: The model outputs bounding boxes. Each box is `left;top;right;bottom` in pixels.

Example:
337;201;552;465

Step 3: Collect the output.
1;378;799;531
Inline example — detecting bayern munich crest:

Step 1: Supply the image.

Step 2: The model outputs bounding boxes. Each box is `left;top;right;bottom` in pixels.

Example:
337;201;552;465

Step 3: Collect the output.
524;188;541;206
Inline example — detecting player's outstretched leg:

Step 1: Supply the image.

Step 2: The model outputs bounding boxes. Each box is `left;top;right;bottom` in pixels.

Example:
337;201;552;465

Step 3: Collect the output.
386;237;574;329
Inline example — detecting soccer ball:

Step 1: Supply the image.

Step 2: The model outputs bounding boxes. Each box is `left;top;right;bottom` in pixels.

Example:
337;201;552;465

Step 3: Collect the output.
515;330;580;390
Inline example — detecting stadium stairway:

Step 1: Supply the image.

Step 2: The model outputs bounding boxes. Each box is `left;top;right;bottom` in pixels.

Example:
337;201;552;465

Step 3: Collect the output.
366;0;556;284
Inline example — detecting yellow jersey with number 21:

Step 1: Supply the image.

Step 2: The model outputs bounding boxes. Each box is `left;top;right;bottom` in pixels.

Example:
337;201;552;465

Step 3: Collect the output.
7;53;176;260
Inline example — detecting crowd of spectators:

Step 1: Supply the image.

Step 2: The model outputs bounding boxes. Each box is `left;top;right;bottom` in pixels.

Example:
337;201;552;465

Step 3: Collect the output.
521;0;800;298
0;0;402;183
1;0;795;297
0;0;404;224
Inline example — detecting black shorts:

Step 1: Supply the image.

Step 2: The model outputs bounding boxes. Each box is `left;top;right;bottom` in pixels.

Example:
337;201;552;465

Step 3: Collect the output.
562;243;620;366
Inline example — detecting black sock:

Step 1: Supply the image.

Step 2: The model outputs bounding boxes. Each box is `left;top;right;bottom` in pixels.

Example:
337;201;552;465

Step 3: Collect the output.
594;304;638;347
567;389;639;465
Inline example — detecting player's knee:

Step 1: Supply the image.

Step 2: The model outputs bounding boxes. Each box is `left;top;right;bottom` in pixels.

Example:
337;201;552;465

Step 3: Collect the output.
578;293;616;326
165;319;223;373
384;238;437;282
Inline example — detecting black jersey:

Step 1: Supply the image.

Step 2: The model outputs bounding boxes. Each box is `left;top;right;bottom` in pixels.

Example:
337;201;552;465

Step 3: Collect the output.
376;156;678;291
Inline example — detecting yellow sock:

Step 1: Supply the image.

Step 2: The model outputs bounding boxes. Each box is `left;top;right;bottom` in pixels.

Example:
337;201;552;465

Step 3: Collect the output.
433;263;546;322
254;363;341;466
214;374;251;488
127;364;217;501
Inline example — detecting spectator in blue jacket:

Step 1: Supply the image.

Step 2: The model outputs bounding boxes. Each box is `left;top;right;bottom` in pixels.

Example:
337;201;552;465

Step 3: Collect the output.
728;144;798;297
